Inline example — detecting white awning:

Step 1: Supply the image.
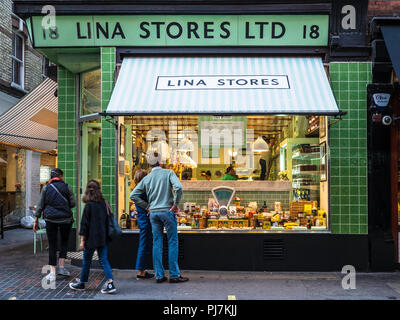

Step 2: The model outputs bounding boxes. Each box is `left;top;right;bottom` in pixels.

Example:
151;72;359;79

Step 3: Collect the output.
0;78;58;152
106;56;339;115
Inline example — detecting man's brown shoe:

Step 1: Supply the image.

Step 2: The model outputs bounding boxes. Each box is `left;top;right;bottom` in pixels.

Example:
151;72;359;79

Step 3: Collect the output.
156;276;168;283
169;276;189;283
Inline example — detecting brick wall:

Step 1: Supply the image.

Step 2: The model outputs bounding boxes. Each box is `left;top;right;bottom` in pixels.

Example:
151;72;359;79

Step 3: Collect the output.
368;0;400;17
24;47;43;91
0;0;13;85
0;0;43;93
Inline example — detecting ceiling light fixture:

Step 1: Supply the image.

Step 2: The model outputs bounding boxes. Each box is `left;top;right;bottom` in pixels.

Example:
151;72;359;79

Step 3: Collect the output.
253;136;269;152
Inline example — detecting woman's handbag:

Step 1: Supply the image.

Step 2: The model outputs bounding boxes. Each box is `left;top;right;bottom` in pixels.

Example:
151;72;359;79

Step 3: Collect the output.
105;200;122;240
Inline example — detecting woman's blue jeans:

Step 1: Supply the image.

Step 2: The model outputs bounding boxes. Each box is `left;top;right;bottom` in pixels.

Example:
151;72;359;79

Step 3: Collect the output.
149;211;180;279
80;245;113;283
135;207;153;271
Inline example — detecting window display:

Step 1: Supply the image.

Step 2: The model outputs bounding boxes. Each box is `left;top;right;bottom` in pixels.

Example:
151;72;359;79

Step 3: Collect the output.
119;115;329;232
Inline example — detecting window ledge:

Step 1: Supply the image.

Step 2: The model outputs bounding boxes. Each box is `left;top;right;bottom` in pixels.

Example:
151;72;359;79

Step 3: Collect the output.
10;82;27;94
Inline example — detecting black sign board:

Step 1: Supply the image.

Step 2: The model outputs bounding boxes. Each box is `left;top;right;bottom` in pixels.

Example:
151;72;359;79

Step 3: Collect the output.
330;0;368;50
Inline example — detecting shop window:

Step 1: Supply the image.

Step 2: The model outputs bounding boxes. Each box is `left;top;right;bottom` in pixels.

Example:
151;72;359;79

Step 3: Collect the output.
81;68;101;116
118;115;330;233
0;145;26;227
11;32;24;89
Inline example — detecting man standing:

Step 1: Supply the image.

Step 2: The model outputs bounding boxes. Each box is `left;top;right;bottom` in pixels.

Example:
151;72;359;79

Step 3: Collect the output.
130;153;188;284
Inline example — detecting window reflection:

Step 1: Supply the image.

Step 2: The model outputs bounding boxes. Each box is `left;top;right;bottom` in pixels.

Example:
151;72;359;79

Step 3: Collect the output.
81;69;101;115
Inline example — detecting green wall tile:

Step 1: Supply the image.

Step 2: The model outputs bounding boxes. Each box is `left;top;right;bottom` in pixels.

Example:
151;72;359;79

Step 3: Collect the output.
57;66;78;227
101;47;117;212
329;62;371;235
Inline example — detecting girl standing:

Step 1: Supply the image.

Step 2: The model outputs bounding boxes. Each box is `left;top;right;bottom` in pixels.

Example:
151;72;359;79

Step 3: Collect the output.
69;180;116;294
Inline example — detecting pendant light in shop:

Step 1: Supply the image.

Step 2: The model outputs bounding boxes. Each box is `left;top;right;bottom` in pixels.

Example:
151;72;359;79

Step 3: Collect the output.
177;137;194;152
253;136;269;152
178;152;197;168
147;140;170;163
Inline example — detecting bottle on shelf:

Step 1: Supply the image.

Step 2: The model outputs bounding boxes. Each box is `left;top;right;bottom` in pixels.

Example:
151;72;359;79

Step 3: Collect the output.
126;210;131;229
191;217;196;229
262;201;268;213
322;213;327;226
120;211;127;229
312;202;318;217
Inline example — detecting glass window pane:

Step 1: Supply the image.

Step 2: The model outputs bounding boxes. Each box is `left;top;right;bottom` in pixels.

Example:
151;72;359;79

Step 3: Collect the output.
81;69;101;115
14;35;23;60
119;115;329;233
12;60;21;85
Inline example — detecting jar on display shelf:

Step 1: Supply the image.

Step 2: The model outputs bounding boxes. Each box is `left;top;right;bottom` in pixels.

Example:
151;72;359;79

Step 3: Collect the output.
233;197;242;207
250;216;257;228
199;217;208;229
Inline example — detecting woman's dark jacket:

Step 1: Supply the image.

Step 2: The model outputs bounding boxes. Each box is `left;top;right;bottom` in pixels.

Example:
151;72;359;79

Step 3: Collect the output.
79;200;109;249
35;181;75;224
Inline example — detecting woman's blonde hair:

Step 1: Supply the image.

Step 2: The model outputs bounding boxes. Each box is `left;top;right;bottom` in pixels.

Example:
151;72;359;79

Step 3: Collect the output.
134;169;147;185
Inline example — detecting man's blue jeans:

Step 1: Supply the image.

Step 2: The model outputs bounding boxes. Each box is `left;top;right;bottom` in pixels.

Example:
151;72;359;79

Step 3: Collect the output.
136;207;152;271
80;245;113;283
149;211;180;279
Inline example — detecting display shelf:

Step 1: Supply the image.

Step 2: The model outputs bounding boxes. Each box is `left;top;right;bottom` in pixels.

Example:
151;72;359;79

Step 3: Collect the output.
305;129;319;138
292;184;320;190
291;142;320;194
292;170;320;176
292;151;320;160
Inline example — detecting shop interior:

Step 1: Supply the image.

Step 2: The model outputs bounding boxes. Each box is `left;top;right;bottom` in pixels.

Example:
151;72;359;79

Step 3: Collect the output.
116;114;329;232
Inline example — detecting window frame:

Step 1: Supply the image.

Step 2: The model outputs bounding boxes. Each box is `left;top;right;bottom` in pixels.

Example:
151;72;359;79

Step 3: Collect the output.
11;31;25;90
41;57;49;78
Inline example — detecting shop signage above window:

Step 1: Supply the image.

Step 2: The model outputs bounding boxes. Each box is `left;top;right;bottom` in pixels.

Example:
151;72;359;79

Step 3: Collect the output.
27;15;329;47
156;75;290;90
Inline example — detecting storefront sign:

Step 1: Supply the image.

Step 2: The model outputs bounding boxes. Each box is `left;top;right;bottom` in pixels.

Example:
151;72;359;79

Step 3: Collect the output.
156;75;290;90
28;15;329;47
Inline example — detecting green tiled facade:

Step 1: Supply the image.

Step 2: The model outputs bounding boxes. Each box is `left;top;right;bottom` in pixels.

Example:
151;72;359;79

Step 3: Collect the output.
57;66;78;226
329;62;371;234
101;47;117;212
55;54;371;235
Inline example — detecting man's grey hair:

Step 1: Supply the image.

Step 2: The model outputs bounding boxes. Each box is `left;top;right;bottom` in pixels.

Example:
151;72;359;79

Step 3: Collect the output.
146;150;161;167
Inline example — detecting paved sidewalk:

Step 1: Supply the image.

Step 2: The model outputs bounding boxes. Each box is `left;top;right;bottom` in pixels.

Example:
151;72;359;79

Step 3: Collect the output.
0;228;37;251
1;232;400;300
0;228;106;300
93;270;400;300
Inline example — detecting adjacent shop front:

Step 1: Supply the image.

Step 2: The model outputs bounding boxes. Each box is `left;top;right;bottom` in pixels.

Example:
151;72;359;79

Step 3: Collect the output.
15;0;373;271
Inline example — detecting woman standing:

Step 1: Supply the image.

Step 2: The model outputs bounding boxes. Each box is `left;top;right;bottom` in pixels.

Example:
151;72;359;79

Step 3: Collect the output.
133;169;154;280
34;168;75;281
69;180;116;294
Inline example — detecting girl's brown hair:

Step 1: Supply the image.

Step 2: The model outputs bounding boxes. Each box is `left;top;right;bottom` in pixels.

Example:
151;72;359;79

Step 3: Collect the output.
134;169;147;185
82;180;104;203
